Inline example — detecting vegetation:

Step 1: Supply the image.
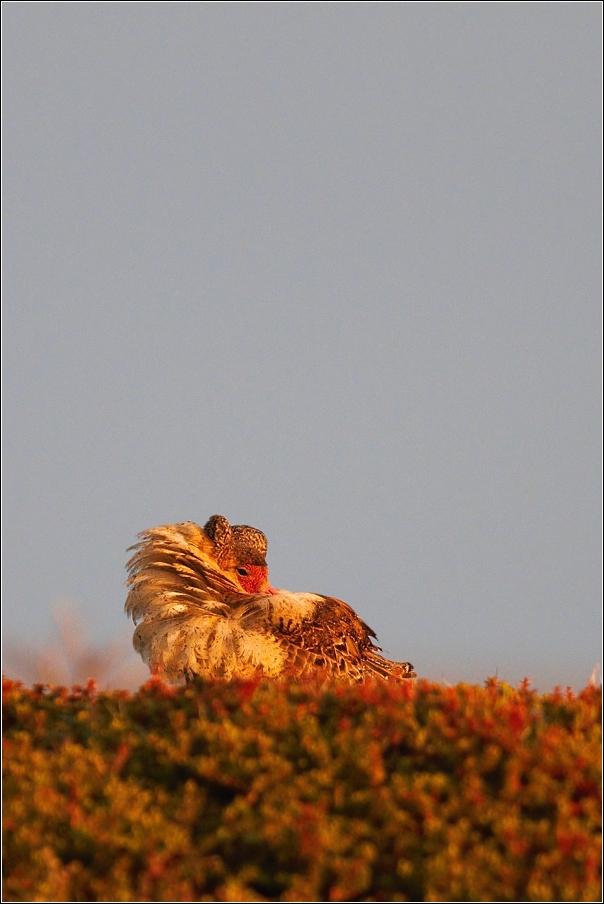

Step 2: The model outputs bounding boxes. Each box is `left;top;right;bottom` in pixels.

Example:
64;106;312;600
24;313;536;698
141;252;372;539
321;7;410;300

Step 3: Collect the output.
2;675;601;902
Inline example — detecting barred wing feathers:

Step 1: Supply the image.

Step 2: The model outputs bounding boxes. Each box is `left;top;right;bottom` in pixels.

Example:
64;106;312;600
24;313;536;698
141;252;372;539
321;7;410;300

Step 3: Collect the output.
263;593;416;683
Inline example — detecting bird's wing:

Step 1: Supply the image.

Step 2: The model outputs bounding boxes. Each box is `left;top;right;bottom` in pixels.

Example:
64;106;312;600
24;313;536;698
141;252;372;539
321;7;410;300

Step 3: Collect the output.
227;591;416;682
125;522;239;625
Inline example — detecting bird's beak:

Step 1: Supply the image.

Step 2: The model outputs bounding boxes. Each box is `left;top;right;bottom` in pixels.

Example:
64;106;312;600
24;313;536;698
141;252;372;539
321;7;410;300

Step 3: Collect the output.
265;582;279;595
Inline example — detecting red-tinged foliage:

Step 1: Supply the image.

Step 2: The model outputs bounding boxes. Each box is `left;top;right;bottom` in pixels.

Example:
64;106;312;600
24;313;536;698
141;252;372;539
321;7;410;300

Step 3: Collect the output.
2;676;601;902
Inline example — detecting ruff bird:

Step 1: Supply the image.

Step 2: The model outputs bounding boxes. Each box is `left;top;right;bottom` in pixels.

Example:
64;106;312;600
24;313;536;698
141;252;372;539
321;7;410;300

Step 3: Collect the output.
125;515;416;684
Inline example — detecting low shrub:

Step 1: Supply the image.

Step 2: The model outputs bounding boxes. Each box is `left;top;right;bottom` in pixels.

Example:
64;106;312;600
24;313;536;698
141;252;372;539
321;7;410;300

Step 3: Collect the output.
2;676;601;901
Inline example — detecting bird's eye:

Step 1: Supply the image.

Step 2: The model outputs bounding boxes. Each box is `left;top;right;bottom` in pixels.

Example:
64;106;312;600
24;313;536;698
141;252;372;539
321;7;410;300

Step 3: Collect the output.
236;567;249;577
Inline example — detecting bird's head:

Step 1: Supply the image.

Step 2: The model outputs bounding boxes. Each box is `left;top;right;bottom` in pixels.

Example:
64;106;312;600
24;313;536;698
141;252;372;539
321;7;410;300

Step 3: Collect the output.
204;515;278;595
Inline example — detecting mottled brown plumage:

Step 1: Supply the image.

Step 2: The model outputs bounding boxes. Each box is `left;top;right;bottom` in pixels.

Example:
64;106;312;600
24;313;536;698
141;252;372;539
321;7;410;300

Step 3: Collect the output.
125;516;416;684
204;515;269;569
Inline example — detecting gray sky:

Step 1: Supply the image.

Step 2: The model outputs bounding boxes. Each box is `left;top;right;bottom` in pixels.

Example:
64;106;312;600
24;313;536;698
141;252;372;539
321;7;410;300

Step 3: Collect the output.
3;2;601;691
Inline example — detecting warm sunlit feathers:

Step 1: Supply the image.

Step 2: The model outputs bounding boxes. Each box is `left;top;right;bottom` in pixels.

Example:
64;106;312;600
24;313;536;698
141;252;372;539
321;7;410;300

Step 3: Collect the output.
202;516;270;591
204;516;268;565
125;515;416;684
230;524;268;565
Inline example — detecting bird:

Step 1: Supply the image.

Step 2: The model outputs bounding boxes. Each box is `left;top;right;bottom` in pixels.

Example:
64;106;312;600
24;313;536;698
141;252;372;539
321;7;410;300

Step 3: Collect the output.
125;515;416;684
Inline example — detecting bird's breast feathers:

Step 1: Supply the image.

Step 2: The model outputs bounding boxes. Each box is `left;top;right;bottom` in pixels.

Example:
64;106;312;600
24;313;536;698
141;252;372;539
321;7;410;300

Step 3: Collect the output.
132;590;322;683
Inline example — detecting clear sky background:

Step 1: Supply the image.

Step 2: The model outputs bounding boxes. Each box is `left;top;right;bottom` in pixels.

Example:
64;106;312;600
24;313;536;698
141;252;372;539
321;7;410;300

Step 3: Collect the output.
3;2;601;691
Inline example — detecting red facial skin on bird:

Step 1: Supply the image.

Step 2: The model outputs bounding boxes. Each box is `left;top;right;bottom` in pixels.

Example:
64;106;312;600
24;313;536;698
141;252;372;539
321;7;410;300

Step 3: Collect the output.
237;565;278;595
